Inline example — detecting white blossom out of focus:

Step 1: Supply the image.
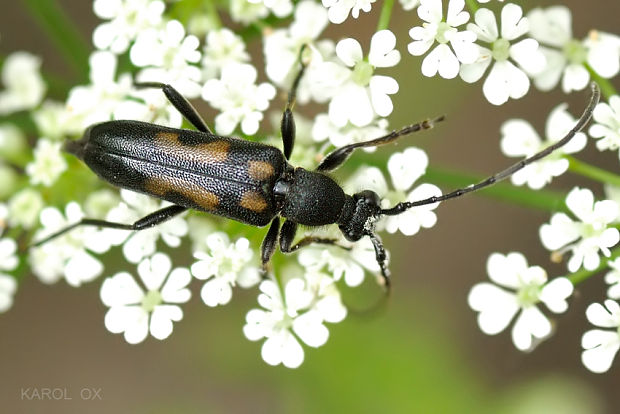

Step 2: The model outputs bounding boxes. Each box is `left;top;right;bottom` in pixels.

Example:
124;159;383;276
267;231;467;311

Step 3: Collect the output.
202;63;276;135
0;52;46;115
589;96;620;160
92;0;165;54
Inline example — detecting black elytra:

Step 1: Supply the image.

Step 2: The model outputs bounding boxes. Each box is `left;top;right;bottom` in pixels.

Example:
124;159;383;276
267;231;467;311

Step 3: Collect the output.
34;52;601;291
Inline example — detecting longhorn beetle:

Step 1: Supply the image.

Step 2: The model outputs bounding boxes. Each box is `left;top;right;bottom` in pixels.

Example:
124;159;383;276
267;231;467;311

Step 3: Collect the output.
33;53;600;289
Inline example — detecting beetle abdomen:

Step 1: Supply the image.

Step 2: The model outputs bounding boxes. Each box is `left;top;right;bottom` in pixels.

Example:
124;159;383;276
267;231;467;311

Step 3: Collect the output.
72;120;285;226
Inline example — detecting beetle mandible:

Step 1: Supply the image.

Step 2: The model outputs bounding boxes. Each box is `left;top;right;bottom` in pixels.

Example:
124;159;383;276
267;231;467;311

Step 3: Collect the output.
33;53;600;289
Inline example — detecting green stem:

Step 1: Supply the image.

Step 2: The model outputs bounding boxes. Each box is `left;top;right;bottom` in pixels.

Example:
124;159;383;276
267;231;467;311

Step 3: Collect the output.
205;0;222;29
20;0;90;82
566;155;620;188
376;0;395;32
426;167;567;212
585;63;618;100
464;0;479;14
567;246;620;285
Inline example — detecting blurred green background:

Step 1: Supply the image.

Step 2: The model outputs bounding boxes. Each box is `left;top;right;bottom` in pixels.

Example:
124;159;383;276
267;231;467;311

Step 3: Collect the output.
1;0;619;413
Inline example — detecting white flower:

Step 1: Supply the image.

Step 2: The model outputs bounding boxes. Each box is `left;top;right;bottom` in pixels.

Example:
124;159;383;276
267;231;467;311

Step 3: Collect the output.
30;202;105;286
131;20;202;98
328;30;400;128
0;238;18;275
408;0;478;79
589;96;620;159
93;0;165;54
202;63;276;135
604;258;620;299
84;189;120;219
347;148;441;236
526;7;585;93
25;138;67;187
113;87;184;129
0;124;26;162
190;232;260;307
185;215;216;252
32;100;83;140
459;3;546;105
0;52;46;115
243;274;346;368
312;113;389;148
605;184;620;214
0;274;17;313
0;203;6;225
101;189;188;264
100;253;191;344
468;252;573;351
298;236;379;287
583;31;620;79
229;0;269;25
400;0;420;11
66;51;135;128
202;28;250;80
528;7;619;92
322;0;375;24
263;1;329;91
581;300;620;373
499;103;586;189
0;238;18;313
540;187;620;272
7;188;44;229
248;0;293;17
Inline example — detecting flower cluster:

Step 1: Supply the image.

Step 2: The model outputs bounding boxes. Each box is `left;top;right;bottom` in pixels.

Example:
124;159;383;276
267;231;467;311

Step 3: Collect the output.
0;0;619;375
469;118;620;372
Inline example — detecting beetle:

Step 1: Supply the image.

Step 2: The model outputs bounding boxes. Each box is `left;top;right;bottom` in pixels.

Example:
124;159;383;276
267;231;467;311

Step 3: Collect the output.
33;54;600;289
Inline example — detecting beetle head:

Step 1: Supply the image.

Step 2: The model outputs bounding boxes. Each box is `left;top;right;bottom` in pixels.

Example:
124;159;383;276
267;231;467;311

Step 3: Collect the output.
338;190;382;242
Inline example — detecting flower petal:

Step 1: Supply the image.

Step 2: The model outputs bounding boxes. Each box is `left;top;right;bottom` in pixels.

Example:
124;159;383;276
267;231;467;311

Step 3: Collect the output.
369;30;400;68
336;38;363;67
581;329;620;373
150;304;183;340
468;282;519;335
511;306;551;351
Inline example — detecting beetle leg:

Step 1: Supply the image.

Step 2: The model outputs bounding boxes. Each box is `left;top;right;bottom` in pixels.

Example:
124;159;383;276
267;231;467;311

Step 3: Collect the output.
281;46;309;160
316;115;445;172
134;82;212;134
279;220;347;253
261;217;280;271
366;231;391;292
31;205;187;247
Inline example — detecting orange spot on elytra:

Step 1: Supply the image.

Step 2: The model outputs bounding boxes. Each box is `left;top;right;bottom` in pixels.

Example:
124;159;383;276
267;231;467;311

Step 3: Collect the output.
247;160;275;181
240;191;267;213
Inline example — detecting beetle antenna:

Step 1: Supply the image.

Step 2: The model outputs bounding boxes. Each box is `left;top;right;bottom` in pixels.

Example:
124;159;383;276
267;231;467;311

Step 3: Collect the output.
286;44;310;111
381;82;601;216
